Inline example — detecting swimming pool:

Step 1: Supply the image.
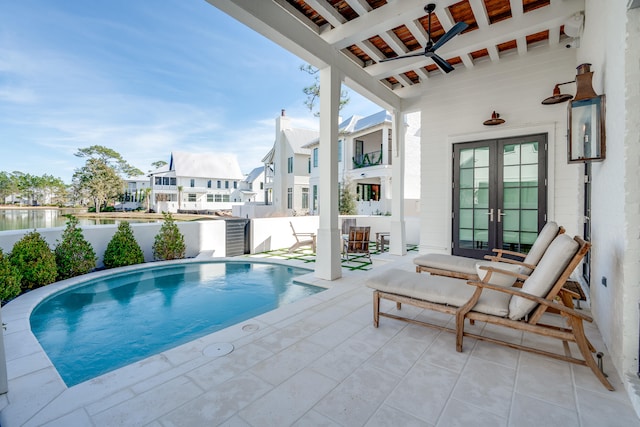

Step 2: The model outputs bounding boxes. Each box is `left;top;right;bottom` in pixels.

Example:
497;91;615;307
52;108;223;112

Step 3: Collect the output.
30;261;322;387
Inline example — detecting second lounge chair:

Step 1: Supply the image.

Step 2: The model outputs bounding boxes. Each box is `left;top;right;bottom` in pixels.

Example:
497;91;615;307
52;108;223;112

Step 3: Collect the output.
413;221;563;280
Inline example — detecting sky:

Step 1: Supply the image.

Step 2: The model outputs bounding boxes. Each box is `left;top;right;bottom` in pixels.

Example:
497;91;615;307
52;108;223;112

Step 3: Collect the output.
0;0;381;184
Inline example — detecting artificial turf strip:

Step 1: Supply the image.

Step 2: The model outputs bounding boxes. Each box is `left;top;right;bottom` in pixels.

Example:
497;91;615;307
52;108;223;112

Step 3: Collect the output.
247;241;420;271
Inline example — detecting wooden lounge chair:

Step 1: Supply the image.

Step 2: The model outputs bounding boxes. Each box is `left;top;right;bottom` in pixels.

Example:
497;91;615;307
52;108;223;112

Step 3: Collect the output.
342;226;371;263
413;221;564;280
288;222;316;253
367;234;614;391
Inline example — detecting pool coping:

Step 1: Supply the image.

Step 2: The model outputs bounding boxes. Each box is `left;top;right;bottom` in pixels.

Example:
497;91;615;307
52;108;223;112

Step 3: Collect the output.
0;257;361;426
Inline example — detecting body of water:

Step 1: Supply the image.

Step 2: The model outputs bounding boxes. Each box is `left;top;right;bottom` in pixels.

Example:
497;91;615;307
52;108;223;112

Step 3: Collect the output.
30;261;320;386
0;209;158;231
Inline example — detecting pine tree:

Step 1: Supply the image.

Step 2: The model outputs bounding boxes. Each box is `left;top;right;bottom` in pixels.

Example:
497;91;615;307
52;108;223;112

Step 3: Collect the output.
55;215;96;280
152;212;186;261
339;180;357;215
103;222;144;268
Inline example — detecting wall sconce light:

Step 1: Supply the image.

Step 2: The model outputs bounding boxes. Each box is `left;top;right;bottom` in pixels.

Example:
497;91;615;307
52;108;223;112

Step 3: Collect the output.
568;63;606;163
483;111;505;126
541;80;575;105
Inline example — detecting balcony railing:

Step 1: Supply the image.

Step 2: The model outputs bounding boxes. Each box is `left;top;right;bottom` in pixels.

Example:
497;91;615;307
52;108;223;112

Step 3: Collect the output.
352;150;383;169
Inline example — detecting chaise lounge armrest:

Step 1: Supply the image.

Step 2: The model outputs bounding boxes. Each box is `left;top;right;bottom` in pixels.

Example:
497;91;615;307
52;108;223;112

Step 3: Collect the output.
487;248;527;259
482;256;537;272
465;279;593;322
476;264;530;282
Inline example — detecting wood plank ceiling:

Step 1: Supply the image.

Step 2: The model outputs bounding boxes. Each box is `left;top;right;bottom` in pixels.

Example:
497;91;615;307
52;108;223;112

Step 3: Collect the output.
279;0;579;98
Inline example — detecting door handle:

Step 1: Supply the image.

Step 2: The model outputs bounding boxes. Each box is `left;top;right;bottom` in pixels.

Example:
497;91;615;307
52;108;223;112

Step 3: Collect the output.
486;208;494;222
498;209;506;223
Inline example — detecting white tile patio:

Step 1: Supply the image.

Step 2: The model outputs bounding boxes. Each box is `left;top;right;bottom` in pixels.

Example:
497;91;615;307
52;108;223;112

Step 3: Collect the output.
0;254;638;427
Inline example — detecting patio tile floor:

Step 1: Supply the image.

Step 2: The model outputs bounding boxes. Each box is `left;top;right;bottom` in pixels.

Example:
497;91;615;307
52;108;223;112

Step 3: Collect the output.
0;251;638;426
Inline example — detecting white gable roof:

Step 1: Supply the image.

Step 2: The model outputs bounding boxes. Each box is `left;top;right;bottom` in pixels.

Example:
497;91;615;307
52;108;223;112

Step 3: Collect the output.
170;151;244;179
283;128;318;155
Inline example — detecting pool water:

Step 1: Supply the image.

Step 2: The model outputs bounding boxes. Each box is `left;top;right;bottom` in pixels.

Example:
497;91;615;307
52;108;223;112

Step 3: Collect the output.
30;261;321;386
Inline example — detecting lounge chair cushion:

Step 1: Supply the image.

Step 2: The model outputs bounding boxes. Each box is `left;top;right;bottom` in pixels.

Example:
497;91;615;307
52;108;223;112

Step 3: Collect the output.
413;254;478;275
475;261;520;287
520;221;559;273
368;269;511;317
508;234;579;320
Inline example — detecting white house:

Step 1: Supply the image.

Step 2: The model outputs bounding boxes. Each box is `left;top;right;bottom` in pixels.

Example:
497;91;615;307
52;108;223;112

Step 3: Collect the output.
305;110;421;216
262;110;318;215
233;166;266;203
117;175;151;211
149;151;244;213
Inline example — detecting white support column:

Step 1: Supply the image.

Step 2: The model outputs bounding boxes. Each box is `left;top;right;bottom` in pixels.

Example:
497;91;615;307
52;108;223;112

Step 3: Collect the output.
315;66;342;280
0;308;7;395
390;109;407;255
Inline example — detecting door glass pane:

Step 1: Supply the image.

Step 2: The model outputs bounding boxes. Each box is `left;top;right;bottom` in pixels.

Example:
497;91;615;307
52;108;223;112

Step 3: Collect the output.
520;142;538;164
503;166;520;187
503;231;519;245
460;149;474;168
520;232;538;245
474;167;489;189
502;209;519;230
503;144;520;165
521;165;538;186
460;169;474;188
459;209;473;228
475;147;489;167
520;210;538;232
520;187;538;209
460;189;474;208
459;229;473;248
475;188;489;208
503;188;520;209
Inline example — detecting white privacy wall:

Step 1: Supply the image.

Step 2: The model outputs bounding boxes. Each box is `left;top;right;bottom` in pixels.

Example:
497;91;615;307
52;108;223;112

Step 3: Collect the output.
579;0;640;413
413;46;581;254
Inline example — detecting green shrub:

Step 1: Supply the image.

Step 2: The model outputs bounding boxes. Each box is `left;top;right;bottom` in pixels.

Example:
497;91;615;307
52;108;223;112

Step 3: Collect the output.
153;212;186;261
9;230;57;290
103;222;144;269
0;248;22;303
55;216;97;280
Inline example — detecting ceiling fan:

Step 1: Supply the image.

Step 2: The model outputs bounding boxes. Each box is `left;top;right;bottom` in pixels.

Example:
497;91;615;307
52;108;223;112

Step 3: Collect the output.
380;3;468;73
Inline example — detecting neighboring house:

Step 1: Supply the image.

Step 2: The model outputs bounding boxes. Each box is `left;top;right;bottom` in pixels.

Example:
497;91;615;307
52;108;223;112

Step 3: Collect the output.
262;110;318;215
117;175;151;210
305;110;420;216
149;151;244;213
233;166;266;203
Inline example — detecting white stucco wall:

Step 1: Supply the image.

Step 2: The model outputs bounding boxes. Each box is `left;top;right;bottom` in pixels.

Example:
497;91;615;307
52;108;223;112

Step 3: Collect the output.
0;221;227;267
415;46;581;254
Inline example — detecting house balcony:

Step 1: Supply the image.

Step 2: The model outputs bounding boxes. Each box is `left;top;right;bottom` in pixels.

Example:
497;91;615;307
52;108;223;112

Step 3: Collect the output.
352;150;384;169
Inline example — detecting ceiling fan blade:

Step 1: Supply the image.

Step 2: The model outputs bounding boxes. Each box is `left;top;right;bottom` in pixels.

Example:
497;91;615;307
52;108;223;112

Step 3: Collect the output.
430;21;469;52
379;51;427;63
431;54;454;74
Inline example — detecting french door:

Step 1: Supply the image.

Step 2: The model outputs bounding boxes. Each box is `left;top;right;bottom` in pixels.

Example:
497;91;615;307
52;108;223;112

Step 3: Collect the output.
452;134;548;259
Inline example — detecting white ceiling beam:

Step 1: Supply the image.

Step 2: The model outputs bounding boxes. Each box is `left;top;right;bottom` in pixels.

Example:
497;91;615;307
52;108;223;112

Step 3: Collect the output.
343;0;371;17
379;31;409;56
487;45;500;62
517;36;528;55
468;0;490;29
437;7;455;31
366;0;584;78
323;0;429;48
405;20;428;47
395;73;415;87
460;53;474;69
357;39;385;62
304;0;346;28
206;0;401;110
510;0;524;18
548;26;561;46
415;67;430;80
